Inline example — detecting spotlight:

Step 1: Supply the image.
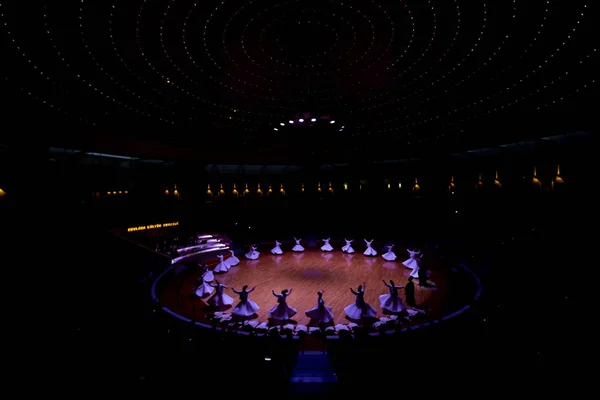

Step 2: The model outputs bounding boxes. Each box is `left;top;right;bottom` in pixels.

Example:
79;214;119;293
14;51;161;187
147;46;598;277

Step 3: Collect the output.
289;120;294;124
330;120;335;124
274;128;278;131
299;118;304;122
311;118;316;122
280;123;285;126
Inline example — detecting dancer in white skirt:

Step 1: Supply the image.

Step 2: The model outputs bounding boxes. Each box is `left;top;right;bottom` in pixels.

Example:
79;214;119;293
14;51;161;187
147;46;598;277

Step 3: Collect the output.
292;237;305;252
231;285;260;317
213;254;230;273
195;276;214;297
305;291;334;325
382;244;397;261
271;240;283;255
409;257;421;279
200;264;214;282
344;282;377;320
225;250;239;267
207;280;234;308
379;280;406;313
269;289;297;321
342;239;355;253
245;244;260;260
403;248;420;269
363;239;377;256
321;238;333;252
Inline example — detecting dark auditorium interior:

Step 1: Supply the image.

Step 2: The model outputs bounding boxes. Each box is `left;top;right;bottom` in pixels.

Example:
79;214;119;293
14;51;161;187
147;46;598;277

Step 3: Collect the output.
2;0;597;396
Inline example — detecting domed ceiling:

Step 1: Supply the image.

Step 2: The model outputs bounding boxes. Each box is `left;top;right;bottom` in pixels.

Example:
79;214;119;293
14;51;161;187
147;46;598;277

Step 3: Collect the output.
2;0;597;162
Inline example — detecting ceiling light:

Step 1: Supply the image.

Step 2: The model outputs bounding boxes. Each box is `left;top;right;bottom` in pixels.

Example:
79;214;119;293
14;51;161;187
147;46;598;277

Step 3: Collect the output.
311;118;316;122
299;118;304;122
289;120;294;124
330;120;335;124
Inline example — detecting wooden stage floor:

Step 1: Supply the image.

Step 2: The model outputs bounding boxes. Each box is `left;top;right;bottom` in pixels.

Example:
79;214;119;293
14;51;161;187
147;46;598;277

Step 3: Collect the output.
159;249;471;327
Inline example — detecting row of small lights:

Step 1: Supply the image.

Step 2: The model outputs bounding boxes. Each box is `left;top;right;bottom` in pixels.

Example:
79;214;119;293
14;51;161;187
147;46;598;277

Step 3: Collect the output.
273;118;343;132
204;165;564;195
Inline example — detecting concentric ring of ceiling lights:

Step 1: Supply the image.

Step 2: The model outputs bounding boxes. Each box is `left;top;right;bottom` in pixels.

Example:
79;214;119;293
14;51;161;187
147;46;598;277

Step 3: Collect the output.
1;0;596;154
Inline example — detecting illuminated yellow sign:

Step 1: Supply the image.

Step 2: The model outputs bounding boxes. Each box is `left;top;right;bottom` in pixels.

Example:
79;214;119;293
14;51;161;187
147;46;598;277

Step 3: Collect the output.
127;221;179;232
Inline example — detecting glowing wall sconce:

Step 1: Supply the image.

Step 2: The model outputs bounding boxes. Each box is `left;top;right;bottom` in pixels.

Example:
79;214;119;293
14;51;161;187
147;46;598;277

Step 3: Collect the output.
206;184;213;195
317;182;322;192
268;185;273;194
387;183;391;190
256;183;263;195
449;176;456;191
494;171;502;188
124;190;128;194
328;182;333;193
532;167;541;187
301;183;305;192
164;188;169;195
477;173;484;188
219;183;225;195
554;165;564;184
244;183;250;194
280;184;285;195
173;185;180;198
398;182;402;189
343;183;348;191
232;183;238;196
413;178;420;191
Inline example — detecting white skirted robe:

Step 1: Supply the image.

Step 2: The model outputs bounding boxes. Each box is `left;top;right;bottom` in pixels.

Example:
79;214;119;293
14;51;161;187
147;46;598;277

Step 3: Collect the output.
305;296;334;325
342;239;355;253
231;288;260;317
344;287;377;320
379;282;406;313
403;250;420;269
269;290;297;320
363;239;377;256
201;266;214;282
382;245;397;261
195;280;214;297
213;254;230;273
225;250;240;267
321;238;333;252
271;241;283;255
245;246;260;260
292;238;305;252
207;283;234;307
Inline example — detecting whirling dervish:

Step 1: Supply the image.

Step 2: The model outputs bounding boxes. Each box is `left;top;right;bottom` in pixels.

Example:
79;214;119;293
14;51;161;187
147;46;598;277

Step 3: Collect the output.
305;291;334;325
195;276;214;297
321;238;333;252
213;253;230;273
403;248;421;269
409;256;422;279
292;237;305;252
225;250;239;267
207;280;234;308
379;280;406;314
271;240;283;255
200;264;214;282
245;244;260;260
269;289;297;321
363;239;377;256
344;282;377;320
342;239;355;253
382;244;397;261
231;285;260;317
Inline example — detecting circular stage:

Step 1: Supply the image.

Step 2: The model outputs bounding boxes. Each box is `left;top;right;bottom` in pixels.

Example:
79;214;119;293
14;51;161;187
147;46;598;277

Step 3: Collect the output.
154;247;481;335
